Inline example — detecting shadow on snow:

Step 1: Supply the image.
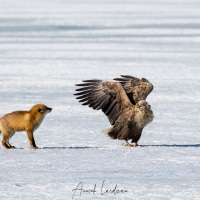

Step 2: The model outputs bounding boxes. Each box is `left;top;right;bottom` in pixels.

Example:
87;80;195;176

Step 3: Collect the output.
42;144;200;149
1;145;200;150
142;144;200;148
43;146;100;150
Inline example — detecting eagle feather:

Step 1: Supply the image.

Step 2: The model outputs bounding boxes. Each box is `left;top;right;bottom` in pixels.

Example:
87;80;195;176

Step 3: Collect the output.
74;75;154;146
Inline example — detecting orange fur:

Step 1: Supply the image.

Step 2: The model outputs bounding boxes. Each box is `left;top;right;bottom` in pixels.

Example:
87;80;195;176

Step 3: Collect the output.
0;104;52;149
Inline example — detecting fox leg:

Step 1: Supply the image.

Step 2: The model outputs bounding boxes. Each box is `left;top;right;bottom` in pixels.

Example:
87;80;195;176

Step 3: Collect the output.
27;130;38;149
2;134;10;149
6;131;16;149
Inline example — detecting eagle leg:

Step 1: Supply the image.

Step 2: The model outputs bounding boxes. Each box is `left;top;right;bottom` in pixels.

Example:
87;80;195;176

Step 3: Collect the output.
123;141;141;147
131;142;142;147
123;140;136;147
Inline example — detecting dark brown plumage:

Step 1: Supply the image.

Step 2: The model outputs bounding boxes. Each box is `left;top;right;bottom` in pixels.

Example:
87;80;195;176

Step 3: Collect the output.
114;75;154;105
74;75;154;147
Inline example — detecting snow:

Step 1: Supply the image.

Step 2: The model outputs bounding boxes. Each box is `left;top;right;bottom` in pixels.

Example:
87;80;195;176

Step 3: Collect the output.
0;0;200;199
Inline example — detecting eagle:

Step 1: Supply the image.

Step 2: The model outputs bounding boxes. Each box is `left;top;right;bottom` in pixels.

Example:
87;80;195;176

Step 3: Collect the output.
74;75;154;147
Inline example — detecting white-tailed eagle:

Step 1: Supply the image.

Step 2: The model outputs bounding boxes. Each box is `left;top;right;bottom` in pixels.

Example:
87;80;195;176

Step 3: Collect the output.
74;75;154;147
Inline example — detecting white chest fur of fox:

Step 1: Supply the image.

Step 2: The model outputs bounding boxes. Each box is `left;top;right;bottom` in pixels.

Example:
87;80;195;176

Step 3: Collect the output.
0;104;52;149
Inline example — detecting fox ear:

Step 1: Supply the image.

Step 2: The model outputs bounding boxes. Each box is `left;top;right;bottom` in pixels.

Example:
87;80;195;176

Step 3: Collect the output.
38;108;44;113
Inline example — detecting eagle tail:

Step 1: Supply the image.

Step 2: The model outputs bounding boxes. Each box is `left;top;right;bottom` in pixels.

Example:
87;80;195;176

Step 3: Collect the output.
102;126;119;139
102;124;130;140
102;126;121;139
101;126;113;134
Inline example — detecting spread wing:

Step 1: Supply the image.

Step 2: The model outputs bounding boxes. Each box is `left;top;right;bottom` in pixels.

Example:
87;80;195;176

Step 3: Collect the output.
74;80;132;125
114;75;154;105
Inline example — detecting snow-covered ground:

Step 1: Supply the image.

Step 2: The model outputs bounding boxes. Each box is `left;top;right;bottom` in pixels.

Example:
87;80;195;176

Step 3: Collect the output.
0;0;200;199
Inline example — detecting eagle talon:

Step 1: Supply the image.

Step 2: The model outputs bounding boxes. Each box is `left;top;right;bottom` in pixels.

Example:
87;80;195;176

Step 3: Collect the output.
131;143;142;147
123;141;135;148
123;141;142;147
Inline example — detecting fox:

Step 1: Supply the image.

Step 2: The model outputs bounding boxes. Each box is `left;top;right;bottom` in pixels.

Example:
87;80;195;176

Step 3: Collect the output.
0;104;52;149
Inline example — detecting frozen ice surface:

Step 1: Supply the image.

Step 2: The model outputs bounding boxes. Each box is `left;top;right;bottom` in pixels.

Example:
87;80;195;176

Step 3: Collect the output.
0;0;200;199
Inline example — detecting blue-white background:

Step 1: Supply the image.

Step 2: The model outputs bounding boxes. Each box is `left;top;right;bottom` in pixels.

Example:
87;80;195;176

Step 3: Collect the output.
0;0;200;199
